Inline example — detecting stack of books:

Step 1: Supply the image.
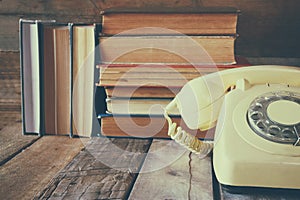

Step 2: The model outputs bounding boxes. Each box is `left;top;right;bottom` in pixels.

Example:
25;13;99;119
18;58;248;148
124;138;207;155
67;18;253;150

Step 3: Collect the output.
19;19;101;137
97;7;249;139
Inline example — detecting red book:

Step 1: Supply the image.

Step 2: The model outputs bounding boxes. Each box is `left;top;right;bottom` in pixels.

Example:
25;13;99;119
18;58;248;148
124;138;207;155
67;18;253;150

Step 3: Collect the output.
100;114;215;140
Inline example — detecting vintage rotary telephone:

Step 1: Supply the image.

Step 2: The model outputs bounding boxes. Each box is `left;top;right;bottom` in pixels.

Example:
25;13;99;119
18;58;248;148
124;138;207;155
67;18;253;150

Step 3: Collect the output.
164;65;300;190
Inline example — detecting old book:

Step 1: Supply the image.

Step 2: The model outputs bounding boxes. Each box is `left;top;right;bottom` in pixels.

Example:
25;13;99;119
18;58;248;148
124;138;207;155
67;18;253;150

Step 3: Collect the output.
100;114;215;139
41;24;72;135
101;7;239;35
53;26;72;135
106;97;179;115
98;64;230;84
99;35;236;65
98;56;250;88
98;64;250;88
43;25;56;134
99;77;188;87
20;20;100;137
72;24;96;137
20;20;41;135
104;86;181;98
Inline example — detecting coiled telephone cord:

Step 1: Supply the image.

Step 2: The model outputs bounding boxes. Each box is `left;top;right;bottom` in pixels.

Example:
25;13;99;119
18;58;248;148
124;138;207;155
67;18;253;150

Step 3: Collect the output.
164;111;213;156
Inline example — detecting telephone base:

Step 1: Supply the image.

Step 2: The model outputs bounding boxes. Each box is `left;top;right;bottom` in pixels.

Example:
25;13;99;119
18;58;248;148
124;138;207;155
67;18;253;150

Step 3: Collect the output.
213;84;300;190
220;184;300;196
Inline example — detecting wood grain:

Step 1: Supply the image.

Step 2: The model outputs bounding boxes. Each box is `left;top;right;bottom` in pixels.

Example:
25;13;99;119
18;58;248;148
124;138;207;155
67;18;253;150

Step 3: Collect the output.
0;111;21;130
0;16;20;50
0;135;87;200
0;51;20;66
0;123;38;165
0;15;101;51
36;137;152;199
0;0;99;15
0;52;21;102
1;0;300;57
129;139;213;199
94;0;194;10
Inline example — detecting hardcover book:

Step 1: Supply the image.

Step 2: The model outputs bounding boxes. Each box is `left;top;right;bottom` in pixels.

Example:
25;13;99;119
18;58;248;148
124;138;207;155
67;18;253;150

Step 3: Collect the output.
99;35;237;65
106;97;179;116
101;7;239;35
20;19;100;137
99;114;215;139
97;56;250;88
96;57;250;138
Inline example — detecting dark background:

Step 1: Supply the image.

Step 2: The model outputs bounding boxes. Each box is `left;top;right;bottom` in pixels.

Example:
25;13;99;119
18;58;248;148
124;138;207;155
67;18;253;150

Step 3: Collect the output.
0;0;300;58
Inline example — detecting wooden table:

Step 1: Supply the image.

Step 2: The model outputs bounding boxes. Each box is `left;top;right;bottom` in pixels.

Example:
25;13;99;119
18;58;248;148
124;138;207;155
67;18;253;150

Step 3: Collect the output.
1;123;300;200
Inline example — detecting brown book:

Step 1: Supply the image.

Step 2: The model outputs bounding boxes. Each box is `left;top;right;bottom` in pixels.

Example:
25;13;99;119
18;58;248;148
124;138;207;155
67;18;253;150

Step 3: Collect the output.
97;57;250;88
20;20;98;136
99;64;230;84
43;25;56;134
104;86;181;98
99;35;236;65
54;26;71;135
72;25;95;137
100;115;215;139
101;7;239;35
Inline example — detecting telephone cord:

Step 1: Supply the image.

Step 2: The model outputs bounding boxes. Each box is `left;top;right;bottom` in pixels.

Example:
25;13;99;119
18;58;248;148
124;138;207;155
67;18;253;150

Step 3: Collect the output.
164;111;213;156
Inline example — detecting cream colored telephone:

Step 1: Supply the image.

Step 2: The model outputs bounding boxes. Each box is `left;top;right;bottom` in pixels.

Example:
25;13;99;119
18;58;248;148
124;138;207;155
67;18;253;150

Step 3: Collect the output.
164;65;300;190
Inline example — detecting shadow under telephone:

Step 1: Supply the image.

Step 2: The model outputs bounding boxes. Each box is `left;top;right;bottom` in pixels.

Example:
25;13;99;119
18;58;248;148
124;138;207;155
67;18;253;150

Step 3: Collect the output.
164;65;300;191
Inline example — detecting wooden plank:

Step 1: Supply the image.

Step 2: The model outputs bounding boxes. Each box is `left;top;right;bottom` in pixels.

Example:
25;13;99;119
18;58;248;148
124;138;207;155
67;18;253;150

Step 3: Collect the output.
0;79;21;99
0;52;22;127
129;139;213;199
0;51;20;67
94;0;194;11
35;137;152;199
0;15;102;51
0;135;87;200
0;123;38;165
0;0;99;15
0;111;21;130
0;0;192;14
0;16;20;51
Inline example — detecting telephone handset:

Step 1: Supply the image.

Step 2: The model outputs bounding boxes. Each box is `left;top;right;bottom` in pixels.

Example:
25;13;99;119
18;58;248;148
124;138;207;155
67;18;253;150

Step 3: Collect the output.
164;65;300;190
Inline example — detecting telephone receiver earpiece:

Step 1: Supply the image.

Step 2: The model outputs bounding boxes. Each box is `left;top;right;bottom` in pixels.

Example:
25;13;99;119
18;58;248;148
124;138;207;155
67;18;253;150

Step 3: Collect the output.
164;65;300;155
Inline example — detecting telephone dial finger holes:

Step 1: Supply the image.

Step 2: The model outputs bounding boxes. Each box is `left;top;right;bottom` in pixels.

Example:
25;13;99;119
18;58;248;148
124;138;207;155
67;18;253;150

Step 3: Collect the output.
251;103;263;112
267;125;281;137
247;91;300;145
256;120;266;130
249;111;263;120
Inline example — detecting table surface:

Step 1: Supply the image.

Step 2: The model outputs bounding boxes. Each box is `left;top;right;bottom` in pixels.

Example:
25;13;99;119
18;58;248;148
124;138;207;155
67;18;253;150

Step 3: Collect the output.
1;122;300;200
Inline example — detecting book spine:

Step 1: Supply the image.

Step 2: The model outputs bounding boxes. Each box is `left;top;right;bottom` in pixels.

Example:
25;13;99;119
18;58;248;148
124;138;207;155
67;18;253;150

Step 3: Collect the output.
20;19;57;136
